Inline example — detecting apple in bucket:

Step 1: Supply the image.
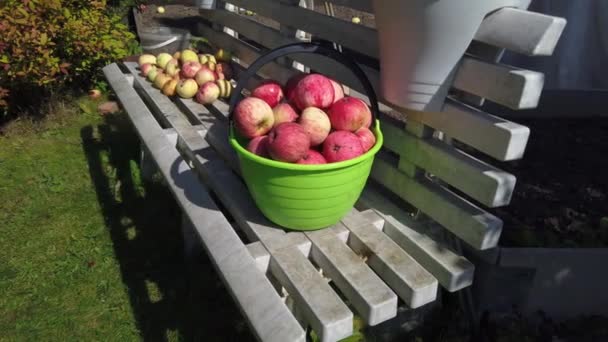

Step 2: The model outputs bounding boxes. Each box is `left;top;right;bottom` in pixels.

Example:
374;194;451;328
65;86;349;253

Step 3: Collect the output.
299;107;331;146
322;130;364;163
355;126;376;152
252;80;284;108
234;97;275;138
328;97;372;131
293;74;334;110
246;135;270;158
267;123;310;163
272;103;298;126
297;150;327;165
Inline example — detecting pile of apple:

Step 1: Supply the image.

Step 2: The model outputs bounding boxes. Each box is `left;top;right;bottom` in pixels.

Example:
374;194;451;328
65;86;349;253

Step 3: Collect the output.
234;73;376;164
137;48;234;105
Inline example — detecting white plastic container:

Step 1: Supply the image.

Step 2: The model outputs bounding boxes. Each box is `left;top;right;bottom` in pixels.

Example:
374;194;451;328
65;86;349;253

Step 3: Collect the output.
372;0;531;112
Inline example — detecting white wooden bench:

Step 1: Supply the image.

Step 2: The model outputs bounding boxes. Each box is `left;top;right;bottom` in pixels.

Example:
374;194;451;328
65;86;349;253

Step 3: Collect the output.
103;2;565;341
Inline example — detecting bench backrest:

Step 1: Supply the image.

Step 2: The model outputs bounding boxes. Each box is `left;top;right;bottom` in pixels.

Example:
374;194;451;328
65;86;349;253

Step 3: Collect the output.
196;0;566;250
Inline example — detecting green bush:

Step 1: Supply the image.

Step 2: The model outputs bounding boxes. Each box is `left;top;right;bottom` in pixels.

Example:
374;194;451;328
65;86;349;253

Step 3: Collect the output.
0;0;139;118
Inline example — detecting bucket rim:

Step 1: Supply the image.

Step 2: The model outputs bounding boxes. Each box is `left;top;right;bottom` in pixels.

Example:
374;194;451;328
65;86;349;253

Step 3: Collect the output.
230;120;383;171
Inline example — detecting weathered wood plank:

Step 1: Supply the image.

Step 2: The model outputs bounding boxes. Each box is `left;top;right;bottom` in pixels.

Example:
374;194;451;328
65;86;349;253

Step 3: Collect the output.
475;7;567;56
341;210;438;308
382;120;517;207
370;157;503;250
103;63;305;342
408;99;531;161
270;248;353;342
306;225;398;326
454;57;544;109
357;187;475;292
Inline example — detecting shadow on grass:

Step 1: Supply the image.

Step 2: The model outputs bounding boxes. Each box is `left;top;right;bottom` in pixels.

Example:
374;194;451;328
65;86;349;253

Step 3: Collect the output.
80;113;254;341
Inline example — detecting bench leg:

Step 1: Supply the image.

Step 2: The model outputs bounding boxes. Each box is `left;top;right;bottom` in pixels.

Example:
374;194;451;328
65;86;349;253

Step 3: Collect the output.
140;143;158;181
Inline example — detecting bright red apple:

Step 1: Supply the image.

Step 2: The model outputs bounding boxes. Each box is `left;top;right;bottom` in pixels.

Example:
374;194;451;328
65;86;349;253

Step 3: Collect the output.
252;80;284;108
267;122;310;163
299;107;331;146
297;150;327;164
322;131;364;163
355;126;376;152
234;97;274;138
328;97;372;132
181;61;202;79
246;135;270;158
294;74;334;110
272;103;298;126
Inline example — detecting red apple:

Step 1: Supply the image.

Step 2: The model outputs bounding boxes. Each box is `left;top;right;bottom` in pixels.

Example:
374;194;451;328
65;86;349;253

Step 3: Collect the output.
181;61;202;79
195;81;220;104
194;66;216;86
294;74;334;110
328;97;372;132
330;79;345;103
267;122;310;163
299;107;331;146
272;103;298;126
234;97;274;138
285;73;306;105
246;135;270;158
355;127;376;152
297;150;327;165
322;131;364;163
252;80;284;108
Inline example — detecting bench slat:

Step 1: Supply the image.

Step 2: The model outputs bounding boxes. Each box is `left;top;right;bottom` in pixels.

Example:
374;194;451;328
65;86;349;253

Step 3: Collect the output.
371;158;503;250
357;187;475;292
407;100;531;161
453;57;544;109
341;210;438;308
103;63;305;342
306;225;398;326
382;121;517;207
475;7;567;56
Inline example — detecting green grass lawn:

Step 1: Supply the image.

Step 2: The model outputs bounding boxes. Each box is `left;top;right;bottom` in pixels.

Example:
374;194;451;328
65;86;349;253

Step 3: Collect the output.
0;100;254;341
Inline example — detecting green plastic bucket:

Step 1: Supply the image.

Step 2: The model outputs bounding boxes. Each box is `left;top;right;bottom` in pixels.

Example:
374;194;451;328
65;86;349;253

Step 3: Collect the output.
228;42;384;230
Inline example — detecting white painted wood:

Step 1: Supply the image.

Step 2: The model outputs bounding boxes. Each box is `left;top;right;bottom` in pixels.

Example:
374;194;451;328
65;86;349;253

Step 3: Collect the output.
475;7;567;56
306;225;398;326
270;249;353;342
341;210;438;308
103;63;305;342
381;120;517;207
454;57;545;109
247;241;271;273
357;187;475;292
407;99;531;161
371;158;503;250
